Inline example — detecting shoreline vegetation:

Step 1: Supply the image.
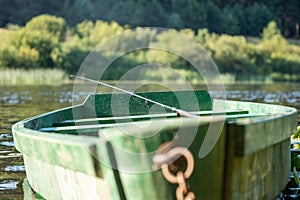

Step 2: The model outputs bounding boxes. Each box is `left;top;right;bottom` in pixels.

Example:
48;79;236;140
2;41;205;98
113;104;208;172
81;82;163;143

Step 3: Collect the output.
0;68;295;86
0;69;70;86
1;15;300;85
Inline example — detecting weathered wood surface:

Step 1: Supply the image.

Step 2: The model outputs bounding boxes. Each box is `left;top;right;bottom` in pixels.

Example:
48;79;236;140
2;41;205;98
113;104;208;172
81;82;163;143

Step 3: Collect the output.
98;118;226;200
81;90;212;118
224;136;291;200
23;178;44;200
12;90;298;200
40;110;253;133
52;109;249;127
24;155;114;200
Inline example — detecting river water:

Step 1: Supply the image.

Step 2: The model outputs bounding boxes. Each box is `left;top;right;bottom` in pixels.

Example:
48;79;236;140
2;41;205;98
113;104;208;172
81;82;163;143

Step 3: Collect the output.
0;83;299;199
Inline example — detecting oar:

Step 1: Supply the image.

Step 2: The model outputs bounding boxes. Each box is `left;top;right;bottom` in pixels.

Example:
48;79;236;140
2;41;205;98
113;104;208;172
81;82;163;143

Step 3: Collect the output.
71;75;200;119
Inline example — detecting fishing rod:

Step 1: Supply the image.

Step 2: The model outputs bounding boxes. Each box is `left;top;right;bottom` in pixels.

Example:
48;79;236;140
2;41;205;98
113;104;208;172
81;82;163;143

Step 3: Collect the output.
71;75;200;119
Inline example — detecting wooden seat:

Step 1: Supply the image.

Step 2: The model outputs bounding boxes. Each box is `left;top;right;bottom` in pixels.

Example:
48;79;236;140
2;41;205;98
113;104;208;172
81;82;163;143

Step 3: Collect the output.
37;110;272;134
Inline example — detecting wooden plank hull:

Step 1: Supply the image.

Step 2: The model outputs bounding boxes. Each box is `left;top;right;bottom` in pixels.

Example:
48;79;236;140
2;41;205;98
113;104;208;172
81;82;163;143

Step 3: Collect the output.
24;155;113;200
12;91;297;200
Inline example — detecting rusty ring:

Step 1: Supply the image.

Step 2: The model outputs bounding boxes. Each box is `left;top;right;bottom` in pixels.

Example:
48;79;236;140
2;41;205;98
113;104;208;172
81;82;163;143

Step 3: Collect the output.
176;186;187;200
161;147;194;184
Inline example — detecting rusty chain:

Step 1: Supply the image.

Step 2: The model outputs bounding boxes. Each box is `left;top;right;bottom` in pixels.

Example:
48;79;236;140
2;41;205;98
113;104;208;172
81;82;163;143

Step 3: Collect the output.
153;142;195;200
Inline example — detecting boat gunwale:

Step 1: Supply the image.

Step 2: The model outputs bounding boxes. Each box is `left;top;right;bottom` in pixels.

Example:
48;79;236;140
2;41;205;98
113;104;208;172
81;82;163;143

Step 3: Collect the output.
11;96;298;139
11;92;298;200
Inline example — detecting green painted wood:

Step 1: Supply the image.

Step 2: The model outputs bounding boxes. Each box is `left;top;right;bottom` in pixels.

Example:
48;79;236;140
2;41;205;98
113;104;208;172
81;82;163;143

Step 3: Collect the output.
215;99;298;156
40;113;266;134
12;126;101;175
81;90;212;118
220;99;297;200
12;125;122;199
12;90;298;200
224;135;291;200
23;154;117;200
23;178;45;200
106;141;127;200
97;118;225;200
52;110;249;127
22;90;212;130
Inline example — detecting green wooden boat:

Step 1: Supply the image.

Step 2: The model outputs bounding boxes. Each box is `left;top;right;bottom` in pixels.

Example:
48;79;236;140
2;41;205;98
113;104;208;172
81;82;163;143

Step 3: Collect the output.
12;90;297;200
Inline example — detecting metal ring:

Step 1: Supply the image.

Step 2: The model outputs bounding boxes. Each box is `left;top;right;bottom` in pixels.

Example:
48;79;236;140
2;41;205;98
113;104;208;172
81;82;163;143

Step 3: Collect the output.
176;186;186;200
176;171;186;188
161;147;194;183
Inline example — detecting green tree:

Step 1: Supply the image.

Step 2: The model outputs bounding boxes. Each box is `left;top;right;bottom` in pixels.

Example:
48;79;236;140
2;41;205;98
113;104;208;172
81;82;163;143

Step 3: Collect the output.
229;3;247;35
108;1;136;26
159;0;172;13
261;21;287;54
208;35;257;77
108;0;166;27
244;3;273;36
59;0;96;25
167;13;184;29
12;15;67;68
0;45;39;69
51;35;89;74
205;1;223;33
0;0;62;26
220;6;240;35
262;21;282;40
196;28;210;45
129;0;167;27
3;0;300;38
24;15;66;41
171;0;206;30
52;19;125;74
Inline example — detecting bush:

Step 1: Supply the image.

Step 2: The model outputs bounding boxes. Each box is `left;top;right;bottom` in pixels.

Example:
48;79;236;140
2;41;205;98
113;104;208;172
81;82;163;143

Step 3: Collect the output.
1;14;300;82
4;15;67;68
262;21;282;40
24;14;66;41
0;44;39;69
208;35;253;74
52;20;125;75
51;35;89;75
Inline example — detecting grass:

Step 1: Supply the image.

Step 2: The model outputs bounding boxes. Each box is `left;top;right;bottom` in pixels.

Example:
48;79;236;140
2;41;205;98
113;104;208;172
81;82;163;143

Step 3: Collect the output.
0;68;71;85
142;68;274;84
0;68;294;86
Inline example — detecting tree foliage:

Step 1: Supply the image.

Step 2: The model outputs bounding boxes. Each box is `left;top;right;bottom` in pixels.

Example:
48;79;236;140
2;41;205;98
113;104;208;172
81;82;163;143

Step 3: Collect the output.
1;0;300;37
1;15;300;81
262;21;282;40
0;15;66;68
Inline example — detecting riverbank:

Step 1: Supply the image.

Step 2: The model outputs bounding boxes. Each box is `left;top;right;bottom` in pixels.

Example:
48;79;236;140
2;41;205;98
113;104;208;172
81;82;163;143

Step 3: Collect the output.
1;16;300;82
0;68;276;86
0;69;70;85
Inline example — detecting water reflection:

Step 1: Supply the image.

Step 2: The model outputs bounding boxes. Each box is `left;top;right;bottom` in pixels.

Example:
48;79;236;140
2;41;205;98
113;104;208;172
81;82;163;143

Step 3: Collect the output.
0;180;19;190
226;90;300;105
4;165;25;172
0;83;299;199
224;83;300;122
0;141;14;147
0;85;73;199
0;134;12;139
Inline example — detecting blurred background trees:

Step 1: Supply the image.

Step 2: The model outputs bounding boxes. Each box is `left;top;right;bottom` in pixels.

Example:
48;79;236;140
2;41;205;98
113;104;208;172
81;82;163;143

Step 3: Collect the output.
1;0;300;37
0;0;300;81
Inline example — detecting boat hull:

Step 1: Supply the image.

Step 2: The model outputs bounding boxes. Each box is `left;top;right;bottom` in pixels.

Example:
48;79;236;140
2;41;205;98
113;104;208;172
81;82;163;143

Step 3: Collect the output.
12;91;297;200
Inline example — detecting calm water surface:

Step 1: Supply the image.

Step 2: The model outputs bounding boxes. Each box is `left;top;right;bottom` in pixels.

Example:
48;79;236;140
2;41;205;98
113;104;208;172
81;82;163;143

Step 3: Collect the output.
0;83;300;199
0;85;72;200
